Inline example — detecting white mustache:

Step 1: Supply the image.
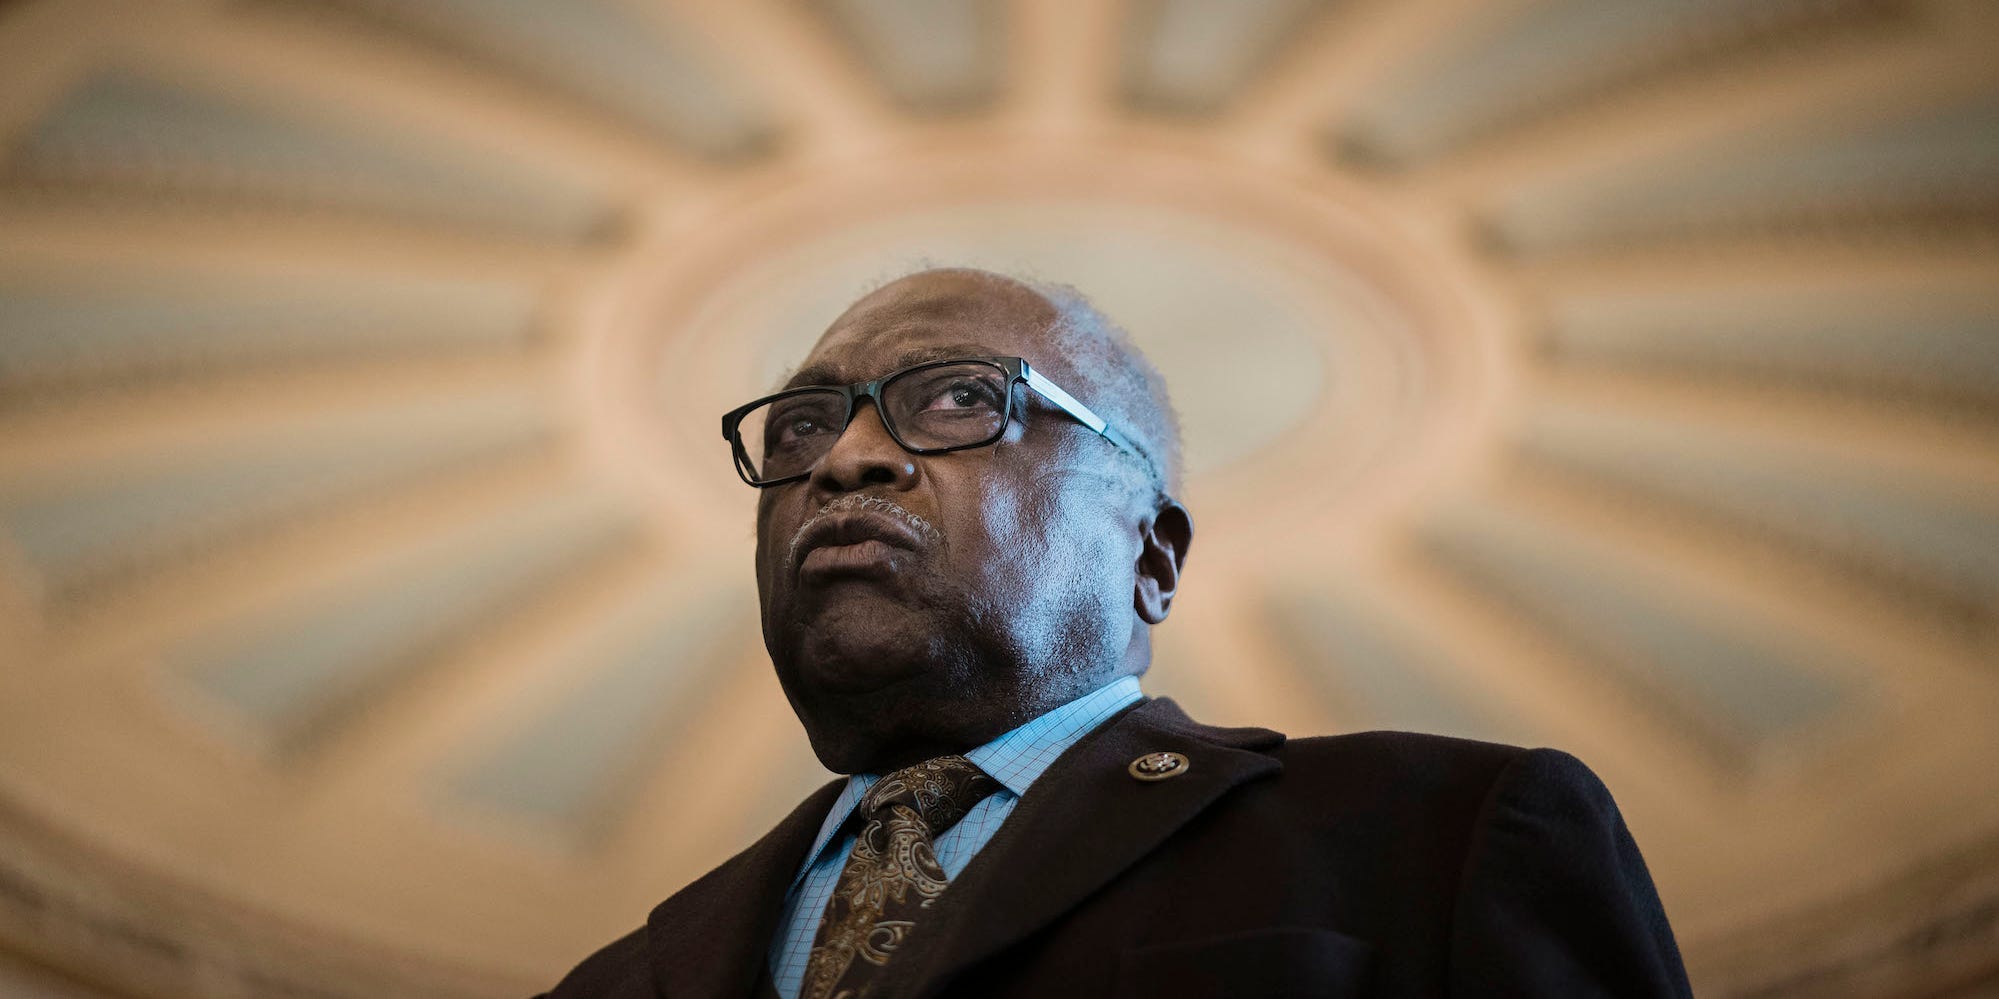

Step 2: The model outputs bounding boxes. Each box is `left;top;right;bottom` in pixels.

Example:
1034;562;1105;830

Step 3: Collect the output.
786;494;937;569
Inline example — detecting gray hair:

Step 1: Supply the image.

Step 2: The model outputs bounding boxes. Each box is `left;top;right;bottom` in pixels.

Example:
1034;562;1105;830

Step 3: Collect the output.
1023;279;1184;502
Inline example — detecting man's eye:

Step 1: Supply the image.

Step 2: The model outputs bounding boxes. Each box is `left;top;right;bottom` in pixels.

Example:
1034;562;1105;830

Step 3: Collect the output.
764;410;831;452
924;380;999;411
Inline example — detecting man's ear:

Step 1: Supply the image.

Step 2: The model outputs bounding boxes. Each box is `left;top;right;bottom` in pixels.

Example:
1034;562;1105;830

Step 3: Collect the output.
1134;499;1193;625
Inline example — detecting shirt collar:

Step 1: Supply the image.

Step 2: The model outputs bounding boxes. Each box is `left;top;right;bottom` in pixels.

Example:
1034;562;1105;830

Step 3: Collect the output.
962;674;1144;797
789;675;1145;891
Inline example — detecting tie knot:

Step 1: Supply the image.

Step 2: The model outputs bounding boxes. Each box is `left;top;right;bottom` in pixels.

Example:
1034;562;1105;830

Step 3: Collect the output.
859;755;1000;838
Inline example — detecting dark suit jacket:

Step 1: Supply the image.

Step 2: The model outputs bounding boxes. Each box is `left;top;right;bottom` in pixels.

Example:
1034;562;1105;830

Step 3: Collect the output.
543;697;1692;997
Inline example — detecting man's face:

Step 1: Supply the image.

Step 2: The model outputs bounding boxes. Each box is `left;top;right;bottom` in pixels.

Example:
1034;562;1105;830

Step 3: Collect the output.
754;271;1149;773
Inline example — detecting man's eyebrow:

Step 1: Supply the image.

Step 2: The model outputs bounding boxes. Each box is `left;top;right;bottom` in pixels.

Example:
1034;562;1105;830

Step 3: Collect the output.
782;362;840;390
782;342;996;389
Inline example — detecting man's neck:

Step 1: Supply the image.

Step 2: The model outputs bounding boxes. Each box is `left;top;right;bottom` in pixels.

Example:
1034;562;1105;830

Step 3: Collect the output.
846;669;1141;775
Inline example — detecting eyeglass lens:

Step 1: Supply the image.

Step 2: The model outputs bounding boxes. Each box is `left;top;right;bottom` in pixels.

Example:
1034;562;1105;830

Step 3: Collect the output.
736;361;1010;482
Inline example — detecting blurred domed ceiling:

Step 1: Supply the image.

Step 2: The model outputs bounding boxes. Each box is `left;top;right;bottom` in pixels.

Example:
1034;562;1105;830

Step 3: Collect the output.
1;0;1996;995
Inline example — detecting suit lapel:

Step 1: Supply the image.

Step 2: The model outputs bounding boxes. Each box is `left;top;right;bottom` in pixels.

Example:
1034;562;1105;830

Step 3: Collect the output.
646;777;844;998
880;697;1286;997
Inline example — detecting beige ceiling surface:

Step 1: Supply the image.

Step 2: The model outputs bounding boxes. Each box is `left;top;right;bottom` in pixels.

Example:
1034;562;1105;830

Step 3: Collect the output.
0;0;1996;995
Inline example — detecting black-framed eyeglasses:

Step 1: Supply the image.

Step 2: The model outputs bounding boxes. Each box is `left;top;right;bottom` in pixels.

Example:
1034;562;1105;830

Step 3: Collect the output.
720;355;1154;488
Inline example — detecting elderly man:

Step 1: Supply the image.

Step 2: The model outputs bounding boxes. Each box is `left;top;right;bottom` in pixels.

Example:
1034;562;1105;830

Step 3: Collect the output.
544;269;1691;997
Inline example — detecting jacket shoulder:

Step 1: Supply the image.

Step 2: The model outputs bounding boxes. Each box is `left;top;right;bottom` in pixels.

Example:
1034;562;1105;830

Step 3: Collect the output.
1278;731;1619;803
1258;729;1533;824
539;925;653;999
1280;729;1527;778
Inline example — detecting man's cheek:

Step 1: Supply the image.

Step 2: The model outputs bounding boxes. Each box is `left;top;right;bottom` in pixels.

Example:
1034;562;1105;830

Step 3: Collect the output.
1044;489;1126;564
962;497;1040;604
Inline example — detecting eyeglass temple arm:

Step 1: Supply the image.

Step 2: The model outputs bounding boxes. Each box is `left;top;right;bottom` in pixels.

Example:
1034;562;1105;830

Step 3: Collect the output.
1023;367;1145;462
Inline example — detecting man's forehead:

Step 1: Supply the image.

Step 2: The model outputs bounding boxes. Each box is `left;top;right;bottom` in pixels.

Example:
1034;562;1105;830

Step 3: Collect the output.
785;339;996;388
850;268;1051;318
789;274;1059;386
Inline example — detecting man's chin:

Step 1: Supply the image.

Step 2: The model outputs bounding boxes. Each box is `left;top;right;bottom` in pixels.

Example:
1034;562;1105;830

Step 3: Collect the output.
795;631;931;694
780;588;940;687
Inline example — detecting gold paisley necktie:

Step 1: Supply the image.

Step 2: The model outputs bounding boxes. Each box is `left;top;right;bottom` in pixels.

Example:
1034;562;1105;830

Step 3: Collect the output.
800;755;1001;999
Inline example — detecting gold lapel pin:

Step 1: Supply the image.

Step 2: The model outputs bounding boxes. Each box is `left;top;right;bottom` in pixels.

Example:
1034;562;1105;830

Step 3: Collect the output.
1128;751;1189;781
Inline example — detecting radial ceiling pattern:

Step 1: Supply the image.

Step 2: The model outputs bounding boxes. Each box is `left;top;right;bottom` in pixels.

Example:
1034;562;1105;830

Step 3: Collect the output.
1;0;1996;996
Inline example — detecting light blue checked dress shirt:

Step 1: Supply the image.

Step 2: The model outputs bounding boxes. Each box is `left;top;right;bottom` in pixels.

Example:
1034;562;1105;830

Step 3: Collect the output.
766;675;1145;998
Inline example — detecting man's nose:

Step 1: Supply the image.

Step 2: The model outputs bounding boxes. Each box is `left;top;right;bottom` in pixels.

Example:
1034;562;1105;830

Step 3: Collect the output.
810;399;917;492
